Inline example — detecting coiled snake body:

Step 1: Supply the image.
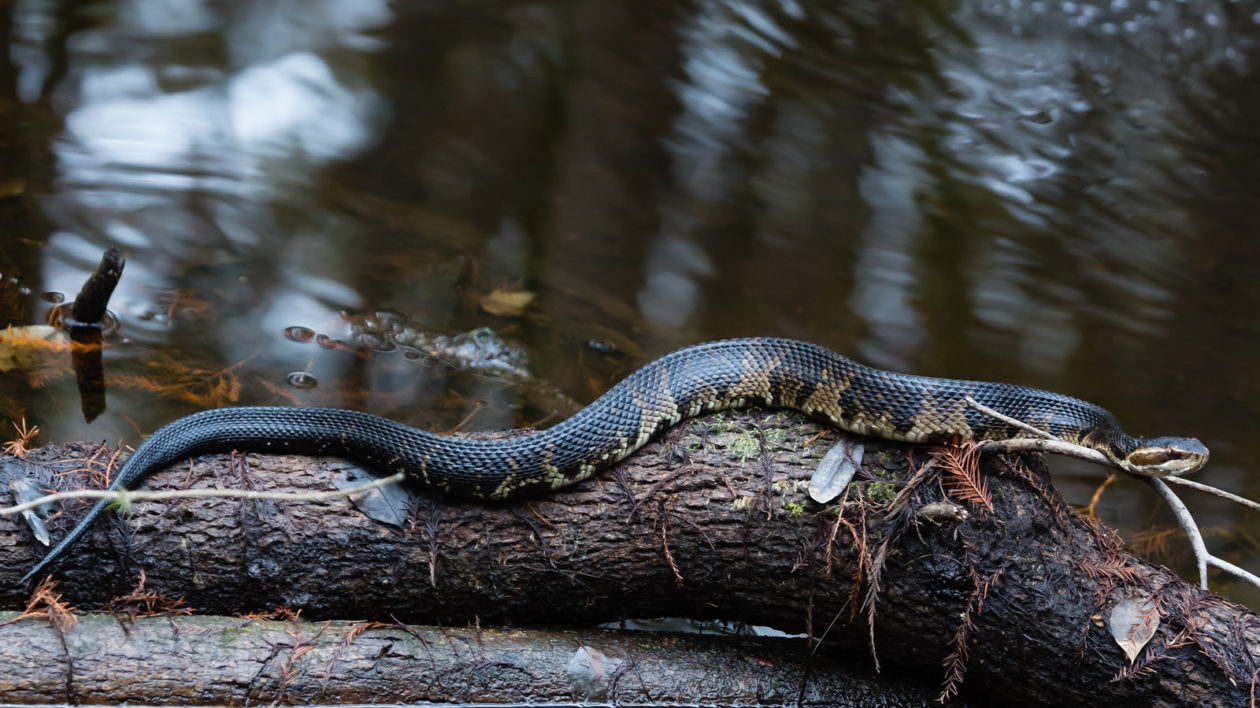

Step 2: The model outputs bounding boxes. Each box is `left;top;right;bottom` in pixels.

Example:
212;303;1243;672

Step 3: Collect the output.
21;338;1208;583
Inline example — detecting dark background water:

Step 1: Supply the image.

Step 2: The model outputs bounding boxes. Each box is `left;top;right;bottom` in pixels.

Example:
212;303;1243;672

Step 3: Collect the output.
1;0;1258;606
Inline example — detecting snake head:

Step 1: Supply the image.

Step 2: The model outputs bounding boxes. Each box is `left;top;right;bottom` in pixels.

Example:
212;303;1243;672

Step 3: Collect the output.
1123;436;1210;477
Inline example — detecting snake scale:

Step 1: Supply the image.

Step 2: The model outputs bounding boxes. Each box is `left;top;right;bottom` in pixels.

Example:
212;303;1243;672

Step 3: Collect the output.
21;337;1208;583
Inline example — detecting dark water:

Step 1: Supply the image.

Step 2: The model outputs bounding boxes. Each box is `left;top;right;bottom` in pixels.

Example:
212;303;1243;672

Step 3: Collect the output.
1;1;1259;606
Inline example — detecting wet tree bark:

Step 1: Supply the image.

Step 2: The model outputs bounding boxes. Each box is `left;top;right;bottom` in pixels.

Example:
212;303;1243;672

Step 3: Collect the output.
2;409;1257;706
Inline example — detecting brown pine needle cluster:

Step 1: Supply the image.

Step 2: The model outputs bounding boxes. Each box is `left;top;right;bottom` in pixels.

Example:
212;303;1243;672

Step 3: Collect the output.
2;417;40;458
238;606;301;624
274;613;328;704
825;490;871;621
105;571;192;631
934;442;994;512
109;366;240;408
1111;626;1195;682
340;621;389;647
0;577;78;634
53;443;123;496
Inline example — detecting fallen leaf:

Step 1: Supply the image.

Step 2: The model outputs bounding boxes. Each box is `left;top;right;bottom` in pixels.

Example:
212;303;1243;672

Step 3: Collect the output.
330;461;411;528
0;178;26;199
565;644;622;701
1109;589;1160;663
808;440;864;503
479;289;535;316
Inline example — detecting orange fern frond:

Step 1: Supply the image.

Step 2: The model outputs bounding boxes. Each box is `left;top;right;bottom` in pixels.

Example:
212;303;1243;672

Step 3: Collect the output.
1130;527;1179;562
1075;555;1147;585
935;443;994;513
107;370;241;408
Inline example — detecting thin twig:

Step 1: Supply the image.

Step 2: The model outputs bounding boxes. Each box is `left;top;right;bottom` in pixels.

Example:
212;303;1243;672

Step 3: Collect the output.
1207;556;1260;590
964;396;1119;468
1142;477;1209;590
964;396;1055;440
0;472;406;516
974;437;1114;468
1163;476;1260;512
1084;473;1119;517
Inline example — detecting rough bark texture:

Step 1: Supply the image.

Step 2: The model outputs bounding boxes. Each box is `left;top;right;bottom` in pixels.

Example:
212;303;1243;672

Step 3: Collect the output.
0;612;953;705
2;409;1258;706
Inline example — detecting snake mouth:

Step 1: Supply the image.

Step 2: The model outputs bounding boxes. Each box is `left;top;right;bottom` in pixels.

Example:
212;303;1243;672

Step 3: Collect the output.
1125;436;1210;476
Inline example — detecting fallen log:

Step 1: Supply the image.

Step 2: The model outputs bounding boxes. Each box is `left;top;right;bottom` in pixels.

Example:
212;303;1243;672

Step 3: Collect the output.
0;611;955;706
2;409;1257;705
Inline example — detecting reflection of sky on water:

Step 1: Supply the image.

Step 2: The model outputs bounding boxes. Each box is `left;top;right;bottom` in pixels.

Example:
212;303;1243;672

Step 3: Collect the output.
50;2;391;186
616;3;1260;607
641;2;771;329
851;133;926;371
22;0;392;376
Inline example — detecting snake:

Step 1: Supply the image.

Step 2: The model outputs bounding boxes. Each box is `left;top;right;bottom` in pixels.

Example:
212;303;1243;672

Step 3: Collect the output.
20;337;1208;584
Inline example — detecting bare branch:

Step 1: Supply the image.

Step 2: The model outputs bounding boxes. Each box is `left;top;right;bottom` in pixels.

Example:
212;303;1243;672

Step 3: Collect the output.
1142;477;1209;589
974;437;1114;468
1163;476;1260;513
0;472;406;517
1207;556;1260;590
963;396;1120;470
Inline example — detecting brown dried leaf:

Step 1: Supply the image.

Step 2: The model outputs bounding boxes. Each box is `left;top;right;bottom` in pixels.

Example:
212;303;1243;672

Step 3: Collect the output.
1110;589;1160;663
479;289;535;316
0;177;27;198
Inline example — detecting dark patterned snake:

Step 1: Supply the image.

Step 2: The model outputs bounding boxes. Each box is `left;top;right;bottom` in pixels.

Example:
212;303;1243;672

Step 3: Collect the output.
21;337;1208;583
